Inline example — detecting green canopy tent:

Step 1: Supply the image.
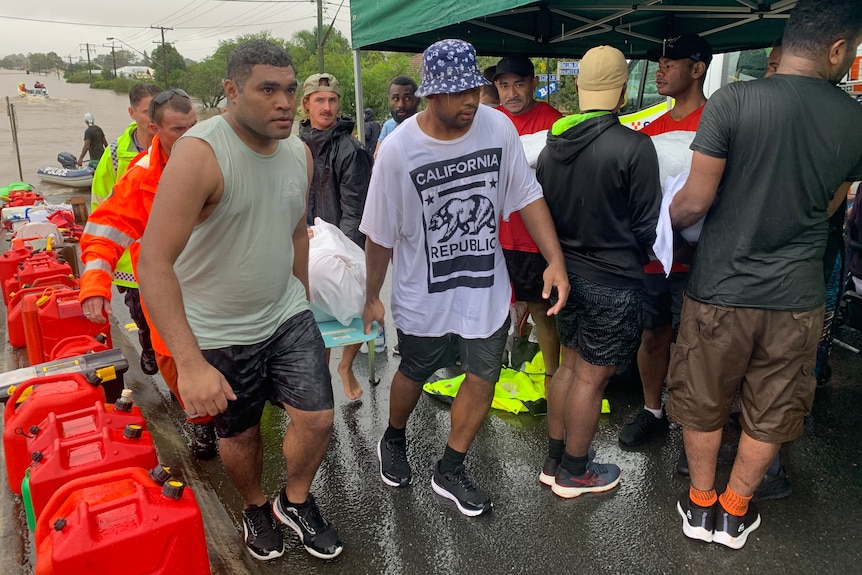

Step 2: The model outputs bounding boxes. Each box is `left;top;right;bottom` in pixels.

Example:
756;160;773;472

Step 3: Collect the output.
350;0;794;57
347;1;794;133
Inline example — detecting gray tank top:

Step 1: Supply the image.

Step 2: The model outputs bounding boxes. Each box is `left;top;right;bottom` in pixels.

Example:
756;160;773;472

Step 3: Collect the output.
174;115;309;349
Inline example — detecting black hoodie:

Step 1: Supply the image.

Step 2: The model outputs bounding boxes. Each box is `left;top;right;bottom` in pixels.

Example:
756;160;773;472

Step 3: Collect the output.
537;113;660;289
300;116;373;248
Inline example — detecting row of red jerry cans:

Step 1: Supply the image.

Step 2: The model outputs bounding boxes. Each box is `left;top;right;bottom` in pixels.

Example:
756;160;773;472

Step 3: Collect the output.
0;246;74;306
0;245;112;364
2;189;44;208
2;373;211;574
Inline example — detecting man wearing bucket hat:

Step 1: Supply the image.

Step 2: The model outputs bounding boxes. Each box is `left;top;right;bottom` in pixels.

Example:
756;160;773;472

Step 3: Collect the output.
536;45;661;499
361;38;569;517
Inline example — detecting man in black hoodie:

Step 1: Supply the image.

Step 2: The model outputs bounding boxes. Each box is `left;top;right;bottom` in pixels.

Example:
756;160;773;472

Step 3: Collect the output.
300;72;374;401
536;45;661;499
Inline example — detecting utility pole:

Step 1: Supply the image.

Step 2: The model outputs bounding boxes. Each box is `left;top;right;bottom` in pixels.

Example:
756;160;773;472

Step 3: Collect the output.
151;26;173;88
80;43;96;82
317;0;324;73
103;41;118;78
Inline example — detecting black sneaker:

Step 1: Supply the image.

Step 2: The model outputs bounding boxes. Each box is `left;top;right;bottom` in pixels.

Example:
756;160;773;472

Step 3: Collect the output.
241;503;284;561
676;494;715;543
713;501;761;550
377;436;411;487
272;490;343;559
431;461;492;517
752;466;792;502
539;447;595;487
552;459;621;499
140;348;159;375
619;409;669;446
191;422;218;460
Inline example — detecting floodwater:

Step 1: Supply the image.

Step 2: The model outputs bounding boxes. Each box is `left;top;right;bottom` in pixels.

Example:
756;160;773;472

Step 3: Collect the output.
0;69;136;199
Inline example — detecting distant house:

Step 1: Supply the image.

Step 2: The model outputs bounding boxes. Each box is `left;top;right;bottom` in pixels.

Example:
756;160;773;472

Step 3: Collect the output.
116;66;154;79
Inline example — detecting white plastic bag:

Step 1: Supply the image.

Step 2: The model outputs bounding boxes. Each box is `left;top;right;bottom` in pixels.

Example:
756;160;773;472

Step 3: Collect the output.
308;217;366;326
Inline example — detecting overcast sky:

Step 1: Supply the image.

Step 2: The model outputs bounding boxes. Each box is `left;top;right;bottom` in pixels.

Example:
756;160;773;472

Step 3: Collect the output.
0;0;352;62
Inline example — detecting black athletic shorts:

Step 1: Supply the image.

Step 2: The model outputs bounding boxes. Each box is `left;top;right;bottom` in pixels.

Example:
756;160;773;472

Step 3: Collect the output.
503;249;548;303
641;272;688;330
205;309;333;438
396;318;510;384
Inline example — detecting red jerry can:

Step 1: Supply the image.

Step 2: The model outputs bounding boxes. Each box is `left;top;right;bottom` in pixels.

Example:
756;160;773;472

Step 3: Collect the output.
48;334;109;361
29;289;112;364
23;424;159;520
6;189;44;206
25;399;146;463
3;373;105;495
16;254;73;289
0;245;34;304
7;286;77;348
35;467;211;575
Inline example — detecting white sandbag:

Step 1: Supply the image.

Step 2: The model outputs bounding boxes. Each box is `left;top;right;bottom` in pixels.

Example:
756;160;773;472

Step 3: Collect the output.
520;130;548;169
651;131;695;185
308;217;366;327
652;171;706;275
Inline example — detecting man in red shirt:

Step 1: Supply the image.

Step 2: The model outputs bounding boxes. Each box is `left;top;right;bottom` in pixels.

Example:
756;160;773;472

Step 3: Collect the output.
618;34;711;447
494;54;563;388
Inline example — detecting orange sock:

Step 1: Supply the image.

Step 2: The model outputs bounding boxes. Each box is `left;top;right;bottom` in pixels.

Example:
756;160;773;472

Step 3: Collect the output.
689;486;717;508
719;486;752;517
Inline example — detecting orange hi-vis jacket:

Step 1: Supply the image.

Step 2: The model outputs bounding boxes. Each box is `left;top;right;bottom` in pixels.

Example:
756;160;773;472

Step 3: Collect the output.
79;136;169;355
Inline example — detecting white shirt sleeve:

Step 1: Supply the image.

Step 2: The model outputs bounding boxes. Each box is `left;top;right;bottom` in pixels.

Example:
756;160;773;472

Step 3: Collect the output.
499;117;544;220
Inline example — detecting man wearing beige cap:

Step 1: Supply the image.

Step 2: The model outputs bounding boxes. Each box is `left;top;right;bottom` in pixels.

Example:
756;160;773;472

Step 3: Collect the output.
300;72;373;401
536;45;661;499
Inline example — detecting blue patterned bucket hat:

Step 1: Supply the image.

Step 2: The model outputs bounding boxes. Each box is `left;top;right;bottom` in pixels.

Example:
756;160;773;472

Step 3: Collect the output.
415;39;491;97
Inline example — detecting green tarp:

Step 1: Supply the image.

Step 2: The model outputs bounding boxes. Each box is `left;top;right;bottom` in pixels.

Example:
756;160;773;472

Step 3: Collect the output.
351;0;794;57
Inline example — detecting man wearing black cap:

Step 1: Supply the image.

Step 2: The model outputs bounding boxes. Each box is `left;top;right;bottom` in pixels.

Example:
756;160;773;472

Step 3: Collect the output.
494;54;564;395
618;34;712;449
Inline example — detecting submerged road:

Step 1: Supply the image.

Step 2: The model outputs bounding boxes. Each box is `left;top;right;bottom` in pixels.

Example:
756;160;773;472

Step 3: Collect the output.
2;274;862;574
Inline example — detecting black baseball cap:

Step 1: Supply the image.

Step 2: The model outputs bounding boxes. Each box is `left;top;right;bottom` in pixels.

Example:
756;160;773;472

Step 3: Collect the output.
648;34;713;65
493;54;535;80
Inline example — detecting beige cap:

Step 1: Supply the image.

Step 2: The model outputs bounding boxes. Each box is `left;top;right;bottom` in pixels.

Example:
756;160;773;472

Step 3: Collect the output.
577;46;628;111
302;73;340;97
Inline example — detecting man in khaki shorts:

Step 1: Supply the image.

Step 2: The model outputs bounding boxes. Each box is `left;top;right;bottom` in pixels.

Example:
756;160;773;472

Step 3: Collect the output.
667;0;862;550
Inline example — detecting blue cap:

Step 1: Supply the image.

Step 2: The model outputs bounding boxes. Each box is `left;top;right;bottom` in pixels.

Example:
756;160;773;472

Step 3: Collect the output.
415;39;490;97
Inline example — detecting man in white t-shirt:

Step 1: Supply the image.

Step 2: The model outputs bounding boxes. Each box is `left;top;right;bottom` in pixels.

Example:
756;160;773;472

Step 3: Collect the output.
361;38;569;517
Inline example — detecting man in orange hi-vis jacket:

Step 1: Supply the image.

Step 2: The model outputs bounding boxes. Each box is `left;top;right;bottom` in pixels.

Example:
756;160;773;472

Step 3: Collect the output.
78;89;215;459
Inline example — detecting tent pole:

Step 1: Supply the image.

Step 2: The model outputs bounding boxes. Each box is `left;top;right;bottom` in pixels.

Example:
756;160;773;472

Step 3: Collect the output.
354;49;365;146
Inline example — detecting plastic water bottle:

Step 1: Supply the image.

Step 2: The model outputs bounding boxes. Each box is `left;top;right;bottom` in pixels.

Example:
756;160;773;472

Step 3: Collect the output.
374;326;386;352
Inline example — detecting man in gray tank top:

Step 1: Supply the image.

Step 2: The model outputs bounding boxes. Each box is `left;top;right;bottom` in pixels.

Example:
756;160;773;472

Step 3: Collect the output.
138;40;342;563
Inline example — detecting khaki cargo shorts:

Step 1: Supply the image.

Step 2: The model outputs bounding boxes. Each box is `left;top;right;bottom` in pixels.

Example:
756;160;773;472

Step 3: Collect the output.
666;296;823;443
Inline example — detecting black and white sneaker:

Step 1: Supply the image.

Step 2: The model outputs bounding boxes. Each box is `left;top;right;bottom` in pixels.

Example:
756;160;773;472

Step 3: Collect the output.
676;494;715;543
272;490;343;559
713;501;761;550
378;436;411;487
431;461;492;517
619;409;669;446
241;503;284;561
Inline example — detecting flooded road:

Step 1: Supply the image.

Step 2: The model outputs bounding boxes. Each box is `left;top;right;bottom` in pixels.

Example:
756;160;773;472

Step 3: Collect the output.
0;69;136;199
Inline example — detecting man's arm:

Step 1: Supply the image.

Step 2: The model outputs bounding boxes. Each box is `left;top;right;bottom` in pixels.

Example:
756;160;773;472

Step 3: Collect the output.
293;145;314;300
361;238;392;334
518;199;570;315
828;182;851;217
670;151;726;229
78;138;90;166
138;136;235;417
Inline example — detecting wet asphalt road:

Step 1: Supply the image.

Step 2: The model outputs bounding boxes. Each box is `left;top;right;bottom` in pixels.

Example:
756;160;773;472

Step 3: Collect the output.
4;274;862;574
184;279;862;575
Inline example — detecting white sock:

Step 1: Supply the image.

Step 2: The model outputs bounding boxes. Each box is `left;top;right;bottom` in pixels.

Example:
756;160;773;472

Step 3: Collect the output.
644;405;664;419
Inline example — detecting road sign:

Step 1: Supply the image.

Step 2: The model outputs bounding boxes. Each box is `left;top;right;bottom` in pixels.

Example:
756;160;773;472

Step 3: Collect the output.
557;61;580;75
537;74;559;82
535;82;559;99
